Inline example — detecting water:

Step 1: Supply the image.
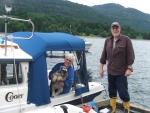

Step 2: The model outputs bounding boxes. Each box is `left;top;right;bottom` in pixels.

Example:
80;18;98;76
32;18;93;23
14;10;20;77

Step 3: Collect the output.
85;37;150;109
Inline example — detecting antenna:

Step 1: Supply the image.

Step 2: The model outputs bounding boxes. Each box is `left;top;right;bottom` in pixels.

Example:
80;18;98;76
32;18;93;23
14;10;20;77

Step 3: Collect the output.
4;5;12;56
70;25;72;34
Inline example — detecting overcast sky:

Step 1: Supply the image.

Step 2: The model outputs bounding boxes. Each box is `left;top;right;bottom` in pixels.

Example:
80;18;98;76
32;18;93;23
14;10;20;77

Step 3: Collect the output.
68;0;150;14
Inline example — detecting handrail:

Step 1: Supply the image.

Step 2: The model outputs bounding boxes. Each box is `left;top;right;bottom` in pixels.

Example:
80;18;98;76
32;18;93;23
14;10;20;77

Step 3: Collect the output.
0;15;35;56
0;15;34;40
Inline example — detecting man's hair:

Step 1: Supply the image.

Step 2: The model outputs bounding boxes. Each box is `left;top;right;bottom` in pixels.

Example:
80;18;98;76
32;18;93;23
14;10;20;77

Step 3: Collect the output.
65;53;75;62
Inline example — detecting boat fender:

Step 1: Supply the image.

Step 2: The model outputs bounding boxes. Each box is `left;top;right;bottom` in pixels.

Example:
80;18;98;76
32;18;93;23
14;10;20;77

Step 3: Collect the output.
81;104;97;113
60;105;68;113
81;104;92;113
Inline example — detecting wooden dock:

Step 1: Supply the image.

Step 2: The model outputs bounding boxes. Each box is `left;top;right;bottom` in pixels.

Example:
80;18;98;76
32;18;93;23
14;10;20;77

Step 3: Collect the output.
77;98;150;113
95;98;150;113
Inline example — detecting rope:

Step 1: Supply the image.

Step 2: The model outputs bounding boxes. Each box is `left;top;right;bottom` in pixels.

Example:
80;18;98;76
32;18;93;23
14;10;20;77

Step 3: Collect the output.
101;83;109;98
11;39;23;112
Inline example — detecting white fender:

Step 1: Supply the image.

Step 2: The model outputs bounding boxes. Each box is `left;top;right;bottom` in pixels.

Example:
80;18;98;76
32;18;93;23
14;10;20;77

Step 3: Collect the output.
54;104;97;113
54;104;85;113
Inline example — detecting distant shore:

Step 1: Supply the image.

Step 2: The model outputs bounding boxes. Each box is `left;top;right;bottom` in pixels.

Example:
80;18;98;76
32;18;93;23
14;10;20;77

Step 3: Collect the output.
77;35;104;39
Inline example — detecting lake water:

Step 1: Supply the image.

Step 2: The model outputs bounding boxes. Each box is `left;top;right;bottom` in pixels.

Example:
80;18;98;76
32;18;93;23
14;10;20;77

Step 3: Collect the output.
84;37;150;109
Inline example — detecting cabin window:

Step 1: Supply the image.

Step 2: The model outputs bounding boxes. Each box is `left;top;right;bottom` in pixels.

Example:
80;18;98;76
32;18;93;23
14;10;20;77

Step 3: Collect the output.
0;63;23;85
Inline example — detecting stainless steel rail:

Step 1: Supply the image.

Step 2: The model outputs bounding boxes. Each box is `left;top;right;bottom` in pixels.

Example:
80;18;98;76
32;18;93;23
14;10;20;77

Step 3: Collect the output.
0;15;34;39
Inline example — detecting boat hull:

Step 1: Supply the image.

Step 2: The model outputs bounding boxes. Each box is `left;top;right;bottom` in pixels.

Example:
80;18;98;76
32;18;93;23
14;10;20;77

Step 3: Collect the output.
0;82;104;113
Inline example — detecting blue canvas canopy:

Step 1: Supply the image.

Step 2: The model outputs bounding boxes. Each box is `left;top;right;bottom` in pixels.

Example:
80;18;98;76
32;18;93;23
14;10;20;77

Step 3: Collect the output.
12;32;85;60
12;32;89;106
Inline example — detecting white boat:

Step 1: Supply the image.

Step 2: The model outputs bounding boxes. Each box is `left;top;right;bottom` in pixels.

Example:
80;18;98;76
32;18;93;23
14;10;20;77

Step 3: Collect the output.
0;15;105;113
79;37;93;52
85;40;93;52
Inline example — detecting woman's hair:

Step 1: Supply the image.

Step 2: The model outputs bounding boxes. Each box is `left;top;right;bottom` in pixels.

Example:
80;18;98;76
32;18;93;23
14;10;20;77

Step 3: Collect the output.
65;53;75;62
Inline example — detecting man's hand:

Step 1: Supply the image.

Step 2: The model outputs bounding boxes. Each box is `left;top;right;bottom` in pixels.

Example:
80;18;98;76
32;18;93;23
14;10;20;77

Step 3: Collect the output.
100;64;104;77
100;68;104;77
125;69;132;77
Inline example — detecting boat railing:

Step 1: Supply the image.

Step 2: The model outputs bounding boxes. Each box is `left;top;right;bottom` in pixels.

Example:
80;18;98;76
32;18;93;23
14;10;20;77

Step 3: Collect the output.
0;15;34;40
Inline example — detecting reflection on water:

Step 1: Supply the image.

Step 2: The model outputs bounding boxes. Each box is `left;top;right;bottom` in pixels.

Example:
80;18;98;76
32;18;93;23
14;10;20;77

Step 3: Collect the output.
85;37;150;109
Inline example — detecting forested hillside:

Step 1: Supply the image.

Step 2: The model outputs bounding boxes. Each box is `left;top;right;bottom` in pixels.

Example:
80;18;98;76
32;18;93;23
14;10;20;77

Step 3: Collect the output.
0;0;106;22
0;0;150;39
92;3;150;32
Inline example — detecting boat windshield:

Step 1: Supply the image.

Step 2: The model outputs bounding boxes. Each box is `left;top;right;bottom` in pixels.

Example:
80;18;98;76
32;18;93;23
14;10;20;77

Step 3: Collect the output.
46;51;87;91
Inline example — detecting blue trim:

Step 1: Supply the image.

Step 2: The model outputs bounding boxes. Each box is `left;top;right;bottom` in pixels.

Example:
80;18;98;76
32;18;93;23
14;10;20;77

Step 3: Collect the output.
75;86;89;96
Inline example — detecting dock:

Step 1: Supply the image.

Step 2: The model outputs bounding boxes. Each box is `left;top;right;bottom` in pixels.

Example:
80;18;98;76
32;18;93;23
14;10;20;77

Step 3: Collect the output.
95;98;150;113
77;98;150;113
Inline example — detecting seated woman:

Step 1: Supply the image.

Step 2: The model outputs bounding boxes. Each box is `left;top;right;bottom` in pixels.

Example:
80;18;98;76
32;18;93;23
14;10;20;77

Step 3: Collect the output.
49;53;75;96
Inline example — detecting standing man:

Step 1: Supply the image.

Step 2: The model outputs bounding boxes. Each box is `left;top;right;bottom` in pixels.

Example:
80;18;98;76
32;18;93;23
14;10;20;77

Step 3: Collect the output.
100;22;135;113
